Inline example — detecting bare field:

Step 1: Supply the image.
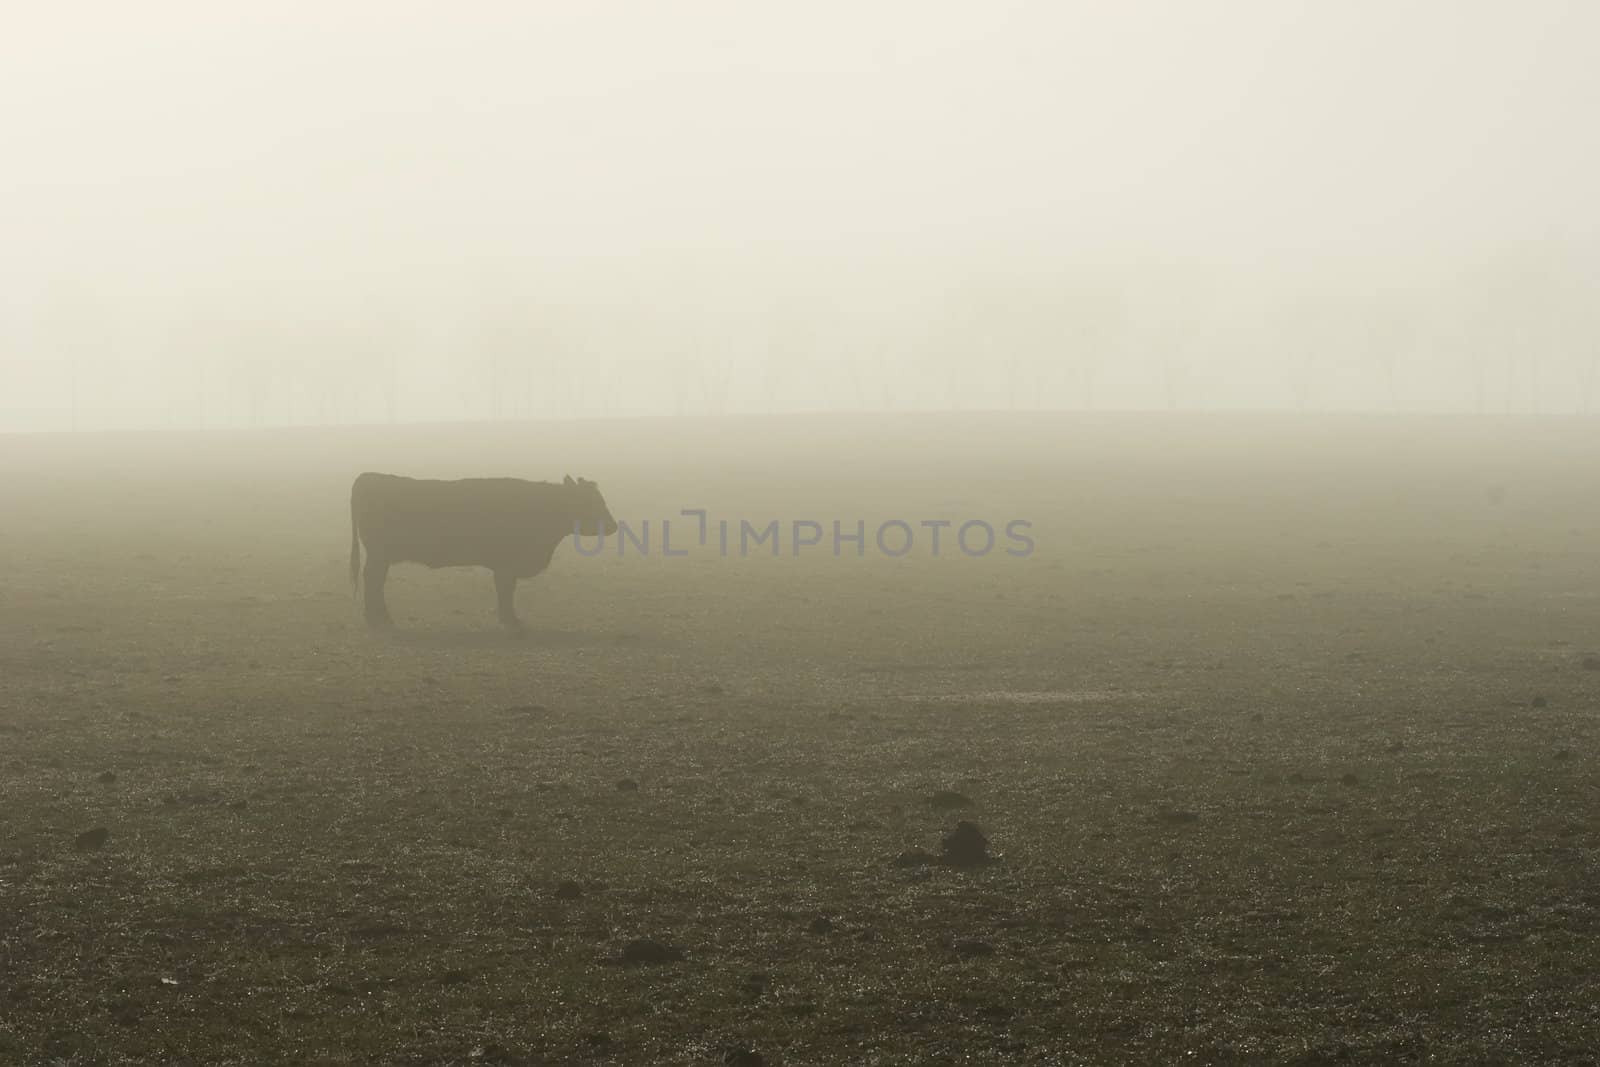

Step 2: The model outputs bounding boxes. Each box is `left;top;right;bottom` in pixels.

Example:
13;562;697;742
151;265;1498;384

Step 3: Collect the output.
4;413;1600;1064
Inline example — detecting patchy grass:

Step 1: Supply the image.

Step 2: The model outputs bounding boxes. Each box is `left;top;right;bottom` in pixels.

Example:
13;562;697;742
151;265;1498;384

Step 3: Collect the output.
4;413;1600;1064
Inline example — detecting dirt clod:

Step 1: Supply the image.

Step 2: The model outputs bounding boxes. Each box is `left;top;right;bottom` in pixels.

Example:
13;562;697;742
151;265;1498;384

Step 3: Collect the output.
892;847;937;868
618;938;683;965
941;821;993;866
73;827;110;851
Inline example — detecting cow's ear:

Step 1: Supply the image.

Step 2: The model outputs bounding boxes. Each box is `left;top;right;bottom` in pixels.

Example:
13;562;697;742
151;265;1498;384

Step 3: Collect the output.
563;474;576;487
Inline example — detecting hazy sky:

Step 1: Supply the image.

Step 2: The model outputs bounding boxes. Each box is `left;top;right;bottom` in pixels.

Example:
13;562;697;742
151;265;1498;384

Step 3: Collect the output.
4;2;1598;427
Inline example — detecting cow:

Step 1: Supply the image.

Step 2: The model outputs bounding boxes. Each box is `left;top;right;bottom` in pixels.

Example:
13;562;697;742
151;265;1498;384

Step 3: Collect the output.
349;471;618;633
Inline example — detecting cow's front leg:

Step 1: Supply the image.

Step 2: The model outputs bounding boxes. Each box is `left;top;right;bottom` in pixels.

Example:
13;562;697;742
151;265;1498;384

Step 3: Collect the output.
363;553;393;630
494;570;523;634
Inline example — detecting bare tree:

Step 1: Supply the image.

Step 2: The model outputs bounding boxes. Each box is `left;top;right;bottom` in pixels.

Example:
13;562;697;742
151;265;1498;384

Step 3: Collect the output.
322;365;362;424
375;344;401;423
1503;353;1516;414
1274;293;1325;412
841;341;897;411
758;300;801;413
698;354;734;414
466;278;563;421
162;324;202;427
41;282;111;431
1160;352;1191;410
1069;350;1100;410
1454;263;1507;414
1367;297;1410;411
761;334;789;414
979;287;1037;411
1477;244;1565;414
590;356;626;416
874;344;899;410
1581;350;1600;415
1003;340;1028;410
845;355;866;410
468;312;541;420
1157;315;1203;411
940;341;967;411
666;333;696;415
1056;278;1121;410
67;349;83;430
226;321;280;427
1572;265;1600;414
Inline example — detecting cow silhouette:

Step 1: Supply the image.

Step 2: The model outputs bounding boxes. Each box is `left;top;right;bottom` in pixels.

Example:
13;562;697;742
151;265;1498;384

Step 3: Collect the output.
349;471;617;633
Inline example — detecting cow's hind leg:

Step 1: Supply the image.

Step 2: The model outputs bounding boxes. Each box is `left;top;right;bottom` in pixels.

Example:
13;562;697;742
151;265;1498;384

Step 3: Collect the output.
494;571;523;634
363;553;393;630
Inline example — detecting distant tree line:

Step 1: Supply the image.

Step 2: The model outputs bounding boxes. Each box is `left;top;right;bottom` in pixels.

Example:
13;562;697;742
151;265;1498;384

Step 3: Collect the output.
10;243;1600;430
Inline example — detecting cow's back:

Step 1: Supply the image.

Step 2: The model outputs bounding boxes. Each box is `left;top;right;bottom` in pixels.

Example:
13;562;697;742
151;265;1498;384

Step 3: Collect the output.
352;472;553;570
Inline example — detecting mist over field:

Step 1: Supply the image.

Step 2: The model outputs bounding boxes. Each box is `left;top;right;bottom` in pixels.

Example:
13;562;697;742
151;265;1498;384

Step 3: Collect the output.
7;5;1600;1065
4;1;1600;429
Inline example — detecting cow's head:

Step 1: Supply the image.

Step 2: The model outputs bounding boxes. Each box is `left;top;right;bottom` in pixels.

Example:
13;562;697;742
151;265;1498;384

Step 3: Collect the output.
564;474;618;537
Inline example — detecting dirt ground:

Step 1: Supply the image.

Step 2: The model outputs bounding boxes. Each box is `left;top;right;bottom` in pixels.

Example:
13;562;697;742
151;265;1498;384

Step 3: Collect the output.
3;412;1600;1064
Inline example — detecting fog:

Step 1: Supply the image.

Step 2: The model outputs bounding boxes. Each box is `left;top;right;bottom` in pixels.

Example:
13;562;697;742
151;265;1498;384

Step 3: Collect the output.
4;1;1598;430
13;8;1600;1059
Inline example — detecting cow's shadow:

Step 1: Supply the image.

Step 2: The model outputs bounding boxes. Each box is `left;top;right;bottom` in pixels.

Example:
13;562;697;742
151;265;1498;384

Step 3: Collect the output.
377;625;647;650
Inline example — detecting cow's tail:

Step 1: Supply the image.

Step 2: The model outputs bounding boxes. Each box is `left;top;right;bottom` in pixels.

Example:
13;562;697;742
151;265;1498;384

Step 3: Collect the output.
349;482;362;599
